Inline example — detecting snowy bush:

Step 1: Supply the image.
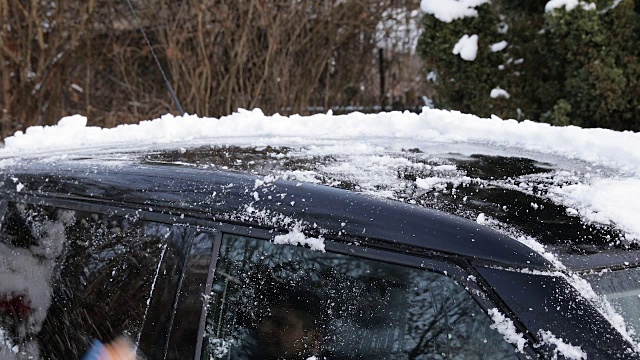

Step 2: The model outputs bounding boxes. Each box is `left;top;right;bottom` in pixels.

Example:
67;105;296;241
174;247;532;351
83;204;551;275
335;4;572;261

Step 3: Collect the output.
418;0;640;131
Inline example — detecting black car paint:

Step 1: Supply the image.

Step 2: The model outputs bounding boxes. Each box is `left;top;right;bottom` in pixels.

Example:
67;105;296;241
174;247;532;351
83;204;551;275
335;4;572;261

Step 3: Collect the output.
2;162;551;269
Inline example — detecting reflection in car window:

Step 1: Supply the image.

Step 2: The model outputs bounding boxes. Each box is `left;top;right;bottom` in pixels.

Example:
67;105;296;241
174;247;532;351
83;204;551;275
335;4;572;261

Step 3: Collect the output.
0;203;168;359
202;234;517;359
584;267;640;341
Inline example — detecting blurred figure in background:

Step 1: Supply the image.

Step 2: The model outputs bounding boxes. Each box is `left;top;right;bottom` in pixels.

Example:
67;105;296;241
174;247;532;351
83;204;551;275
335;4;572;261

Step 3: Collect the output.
83;336;137;360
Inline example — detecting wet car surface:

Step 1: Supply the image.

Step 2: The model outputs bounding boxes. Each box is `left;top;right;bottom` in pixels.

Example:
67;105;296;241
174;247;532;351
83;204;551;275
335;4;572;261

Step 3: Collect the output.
0;145;639;359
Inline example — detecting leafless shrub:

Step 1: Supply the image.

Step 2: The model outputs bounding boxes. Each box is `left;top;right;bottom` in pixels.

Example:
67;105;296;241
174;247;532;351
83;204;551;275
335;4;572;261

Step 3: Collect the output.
0;0;422;139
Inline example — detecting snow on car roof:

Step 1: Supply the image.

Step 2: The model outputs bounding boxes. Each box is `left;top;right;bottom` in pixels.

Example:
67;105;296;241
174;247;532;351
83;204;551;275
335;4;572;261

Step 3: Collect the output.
1;108;639;261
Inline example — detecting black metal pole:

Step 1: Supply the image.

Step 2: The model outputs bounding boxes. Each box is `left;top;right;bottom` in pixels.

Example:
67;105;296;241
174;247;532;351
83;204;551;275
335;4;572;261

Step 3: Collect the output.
124;0;185;116
378;48;385;109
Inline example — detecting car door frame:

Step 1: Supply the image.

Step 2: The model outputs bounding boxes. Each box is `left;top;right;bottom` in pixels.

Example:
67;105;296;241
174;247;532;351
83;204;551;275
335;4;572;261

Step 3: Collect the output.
200;221;541;360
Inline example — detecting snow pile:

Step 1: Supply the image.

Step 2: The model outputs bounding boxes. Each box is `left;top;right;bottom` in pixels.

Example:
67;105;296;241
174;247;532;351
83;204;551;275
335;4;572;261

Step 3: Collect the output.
545;0;596;12
551;178;640;241
490;87;511;99
487;308;527;352
5;108;640;177
273;227;326;252
537;330;587;360
452;34;479;61
3;107;640;242
490;40;508;52
420;0;490;23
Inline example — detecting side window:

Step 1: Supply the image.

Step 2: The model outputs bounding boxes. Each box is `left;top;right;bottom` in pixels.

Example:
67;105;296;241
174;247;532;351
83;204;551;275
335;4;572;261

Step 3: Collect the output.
202;234;517;359
0;203;177;359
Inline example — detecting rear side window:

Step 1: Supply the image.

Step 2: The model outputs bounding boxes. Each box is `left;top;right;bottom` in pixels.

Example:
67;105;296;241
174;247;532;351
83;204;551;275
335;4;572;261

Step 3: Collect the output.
0;203;170;359
202;234;517;359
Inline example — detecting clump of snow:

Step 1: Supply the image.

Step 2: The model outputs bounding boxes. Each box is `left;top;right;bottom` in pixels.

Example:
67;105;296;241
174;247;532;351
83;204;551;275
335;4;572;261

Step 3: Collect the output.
490;40;508;52
452;34;479;61
426;70;437;82
207;336;236;359
476;213;486;224
254;175;276;189
421;0;490;23
551;178;640;241
433;164;456;171
273;227;326;252
57;114;87;128
491;87;511;99
537;330;587;360
416;177;447;191
487;308;527;352
545;0;596;12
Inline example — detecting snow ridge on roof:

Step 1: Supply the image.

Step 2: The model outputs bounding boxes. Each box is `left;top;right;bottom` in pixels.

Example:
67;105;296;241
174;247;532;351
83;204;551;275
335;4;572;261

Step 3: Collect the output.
2;108;640;242
3;108;640;175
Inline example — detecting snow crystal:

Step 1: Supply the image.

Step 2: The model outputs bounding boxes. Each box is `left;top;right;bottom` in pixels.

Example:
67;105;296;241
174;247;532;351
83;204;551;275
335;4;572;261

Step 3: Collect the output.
545;0;596;12
273;227;325;252
452;34;479;61
490;40;508;52
487;308;527;352
538;330;586;360
490;87;511;99
420;0;490;23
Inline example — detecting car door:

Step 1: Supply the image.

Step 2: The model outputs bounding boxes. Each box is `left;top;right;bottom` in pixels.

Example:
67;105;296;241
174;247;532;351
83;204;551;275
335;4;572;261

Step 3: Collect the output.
0;200;217;360
196;228;535;360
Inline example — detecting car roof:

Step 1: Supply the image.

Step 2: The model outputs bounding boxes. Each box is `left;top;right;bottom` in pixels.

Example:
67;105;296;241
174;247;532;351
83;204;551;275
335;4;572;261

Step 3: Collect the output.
1;154;554;269
2;109;640;272
147;145;640;269
2;144;639;271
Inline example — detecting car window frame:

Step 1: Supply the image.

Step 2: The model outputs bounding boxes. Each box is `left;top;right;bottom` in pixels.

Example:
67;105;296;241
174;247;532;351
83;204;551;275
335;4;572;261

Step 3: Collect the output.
202;222;539;360
1;193;537;359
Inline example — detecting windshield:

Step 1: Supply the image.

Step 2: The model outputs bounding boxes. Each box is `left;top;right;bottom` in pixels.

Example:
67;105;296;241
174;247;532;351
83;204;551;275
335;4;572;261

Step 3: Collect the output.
583;267;640;340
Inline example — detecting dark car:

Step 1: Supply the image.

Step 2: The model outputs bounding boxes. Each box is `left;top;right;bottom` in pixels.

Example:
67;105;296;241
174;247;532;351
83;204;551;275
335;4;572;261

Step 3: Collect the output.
0;145;639;360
